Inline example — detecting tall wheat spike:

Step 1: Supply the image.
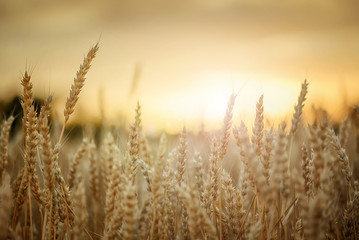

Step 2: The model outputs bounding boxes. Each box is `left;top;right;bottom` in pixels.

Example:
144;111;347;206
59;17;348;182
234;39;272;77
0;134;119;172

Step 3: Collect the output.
60;43;99;142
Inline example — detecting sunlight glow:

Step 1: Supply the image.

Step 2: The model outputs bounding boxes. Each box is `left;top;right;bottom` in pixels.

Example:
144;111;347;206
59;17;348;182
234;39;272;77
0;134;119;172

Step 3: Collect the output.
197;72;235;122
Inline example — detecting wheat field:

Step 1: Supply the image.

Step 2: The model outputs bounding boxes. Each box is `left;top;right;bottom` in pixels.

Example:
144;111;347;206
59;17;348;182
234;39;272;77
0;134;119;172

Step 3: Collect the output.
0;44;358;240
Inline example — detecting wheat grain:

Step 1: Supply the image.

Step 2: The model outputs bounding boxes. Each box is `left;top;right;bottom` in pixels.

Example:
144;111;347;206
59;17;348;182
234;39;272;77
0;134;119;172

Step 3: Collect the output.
63;44;99;125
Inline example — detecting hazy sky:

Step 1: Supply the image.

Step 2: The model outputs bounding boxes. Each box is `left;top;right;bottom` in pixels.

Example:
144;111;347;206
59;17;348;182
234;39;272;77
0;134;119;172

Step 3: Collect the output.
1;0;358;133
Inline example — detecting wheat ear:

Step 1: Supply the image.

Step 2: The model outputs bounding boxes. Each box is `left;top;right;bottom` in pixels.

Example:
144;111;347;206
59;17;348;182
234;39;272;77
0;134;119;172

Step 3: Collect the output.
0;116;15;181
149;133;167;240
288;79;309;178
218;93;236;240
60;43;99;143
68;138;89;189
38;96;56;240
290;79;308;135
252;94;264;158
126;120;140;182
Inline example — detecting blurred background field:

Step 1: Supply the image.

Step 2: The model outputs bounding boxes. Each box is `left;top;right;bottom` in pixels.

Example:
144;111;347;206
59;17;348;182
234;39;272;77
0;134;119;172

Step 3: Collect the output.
1;0;359;134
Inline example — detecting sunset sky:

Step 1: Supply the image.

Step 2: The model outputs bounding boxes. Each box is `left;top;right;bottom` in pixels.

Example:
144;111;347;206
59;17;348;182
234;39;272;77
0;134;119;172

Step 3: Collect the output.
0;0;358;133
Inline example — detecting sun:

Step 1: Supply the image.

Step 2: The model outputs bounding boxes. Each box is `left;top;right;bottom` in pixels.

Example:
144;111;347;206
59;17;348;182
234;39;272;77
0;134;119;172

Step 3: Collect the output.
196;71;236;123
